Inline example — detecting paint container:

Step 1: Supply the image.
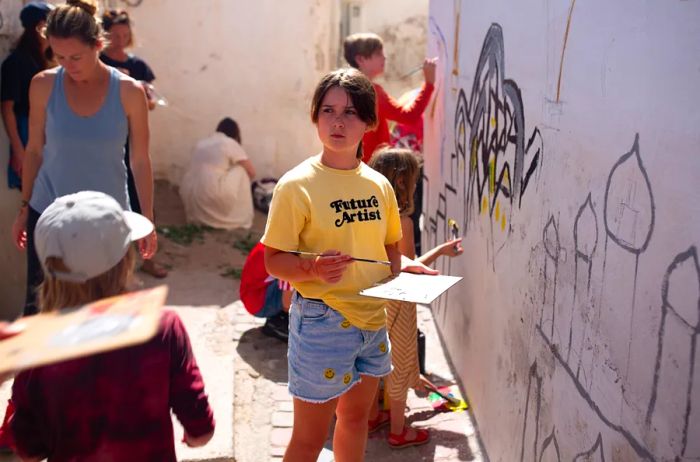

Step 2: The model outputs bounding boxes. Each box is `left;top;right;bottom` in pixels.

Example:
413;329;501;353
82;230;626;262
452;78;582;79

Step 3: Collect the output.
417;328;426;375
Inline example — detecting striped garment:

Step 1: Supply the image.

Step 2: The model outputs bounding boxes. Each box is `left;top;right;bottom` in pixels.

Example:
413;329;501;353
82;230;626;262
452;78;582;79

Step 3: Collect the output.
385;300;420;401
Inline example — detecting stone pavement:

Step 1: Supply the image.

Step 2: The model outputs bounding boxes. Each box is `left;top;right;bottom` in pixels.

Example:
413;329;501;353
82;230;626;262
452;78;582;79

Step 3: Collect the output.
232;300;487;462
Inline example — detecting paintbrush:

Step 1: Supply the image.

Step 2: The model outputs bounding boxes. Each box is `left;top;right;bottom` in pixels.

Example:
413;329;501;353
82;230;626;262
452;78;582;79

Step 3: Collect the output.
285;250;390;266
425;383;463;407
400;63;424;79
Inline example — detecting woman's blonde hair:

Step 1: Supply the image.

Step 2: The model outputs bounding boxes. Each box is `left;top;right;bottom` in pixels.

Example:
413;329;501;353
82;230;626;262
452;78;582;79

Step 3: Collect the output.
368;147;422;216
39;247;136;313
45;0;102;47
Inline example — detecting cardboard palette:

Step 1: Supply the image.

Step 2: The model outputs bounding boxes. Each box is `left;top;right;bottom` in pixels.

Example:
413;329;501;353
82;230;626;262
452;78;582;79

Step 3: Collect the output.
0;286;167;375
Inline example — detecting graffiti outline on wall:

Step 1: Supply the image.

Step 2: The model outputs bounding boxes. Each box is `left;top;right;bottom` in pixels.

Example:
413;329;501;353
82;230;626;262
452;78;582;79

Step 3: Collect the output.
523;134;698;461
425;23;543;270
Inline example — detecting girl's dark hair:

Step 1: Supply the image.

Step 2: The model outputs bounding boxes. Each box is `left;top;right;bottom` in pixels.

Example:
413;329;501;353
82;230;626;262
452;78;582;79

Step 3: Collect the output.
102;9;130;31
15;26;52;70
216;117;241;143
310;68;377;159
102;9;133;47
368;147;422;216
46;0;101;47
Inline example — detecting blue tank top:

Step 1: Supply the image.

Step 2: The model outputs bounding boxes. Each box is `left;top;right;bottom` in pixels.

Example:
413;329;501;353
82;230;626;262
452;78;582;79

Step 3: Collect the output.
30;66;129;213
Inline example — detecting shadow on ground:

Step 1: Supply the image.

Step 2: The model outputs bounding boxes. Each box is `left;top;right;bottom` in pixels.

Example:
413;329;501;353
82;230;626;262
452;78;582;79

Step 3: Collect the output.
235;328;288;383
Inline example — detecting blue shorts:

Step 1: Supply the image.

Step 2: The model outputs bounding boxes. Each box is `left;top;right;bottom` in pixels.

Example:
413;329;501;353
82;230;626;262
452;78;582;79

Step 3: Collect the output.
254;282;284;318
288;293;392;403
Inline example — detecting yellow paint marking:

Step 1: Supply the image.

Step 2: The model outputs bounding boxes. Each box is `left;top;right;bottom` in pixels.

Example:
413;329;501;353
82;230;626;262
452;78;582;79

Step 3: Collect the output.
490;117;496;128
470;137;479;170
495;201;500;221
501;214;507;231
481;196;488;214
489;159;495;194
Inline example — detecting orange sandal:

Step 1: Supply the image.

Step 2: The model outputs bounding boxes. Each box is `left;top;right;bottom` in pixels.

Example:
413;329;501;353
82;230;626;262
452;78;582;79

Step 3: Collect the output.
387;426;430;449
367;409;390;434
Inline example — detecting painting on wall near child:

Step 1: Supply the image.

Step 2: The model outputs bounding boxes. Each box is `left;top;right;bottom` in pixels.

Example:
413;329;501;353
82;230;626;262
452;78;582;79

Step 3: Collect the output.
423;0;700;460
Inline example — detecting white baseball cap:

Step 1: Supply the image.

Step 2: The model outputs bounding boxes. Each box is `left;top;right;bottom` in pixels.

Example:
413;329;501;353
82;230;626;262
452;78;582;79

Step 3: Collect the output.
35;191;154;283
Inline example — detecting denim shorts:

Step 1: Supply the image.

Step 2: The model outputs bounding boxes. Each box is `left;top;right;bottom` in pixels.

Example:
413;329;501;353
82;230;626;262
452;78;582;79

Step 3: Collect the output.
288;293;392;403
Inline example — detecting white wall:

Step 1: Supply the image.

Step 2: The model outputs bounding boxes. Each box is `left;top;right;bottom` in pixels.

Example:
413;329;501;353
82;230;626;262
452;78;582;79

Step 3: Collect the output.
124;0;338;184
424;0;700;460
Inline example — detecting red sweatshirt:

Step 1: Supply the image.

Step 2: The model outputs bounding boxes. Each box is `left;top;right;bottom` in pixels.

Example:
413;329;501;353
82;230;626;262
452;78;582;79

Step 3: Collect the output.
362;81;435;163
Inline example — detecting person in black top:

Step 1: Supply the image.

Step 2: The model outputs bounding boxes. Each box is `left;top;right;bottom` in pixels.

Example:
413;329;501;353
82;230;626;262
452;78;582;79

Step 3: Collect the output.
1;1;54;190
100;9;167;278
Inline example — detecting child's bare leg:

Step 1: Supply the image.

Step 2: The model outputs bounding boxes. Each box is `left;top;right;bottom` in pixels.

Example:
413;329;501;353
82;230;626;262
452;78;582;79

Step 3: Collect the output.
334;375;380;461
284;398;337;462
368;385;380;421
389;397;407;435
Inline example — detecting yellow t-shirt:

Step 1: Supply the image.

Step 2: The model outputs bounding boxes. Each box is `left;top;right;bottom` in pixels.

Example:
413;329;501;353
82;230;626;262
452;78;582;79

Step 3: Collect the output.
261;155;402;330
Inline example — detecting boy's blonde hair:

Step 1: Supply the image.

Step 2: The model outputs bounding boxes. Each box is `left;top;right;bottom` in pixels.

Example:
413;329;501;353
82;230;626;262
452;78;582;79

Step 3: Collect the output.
343;32;383;68
39;247;136;313
368;147;422;216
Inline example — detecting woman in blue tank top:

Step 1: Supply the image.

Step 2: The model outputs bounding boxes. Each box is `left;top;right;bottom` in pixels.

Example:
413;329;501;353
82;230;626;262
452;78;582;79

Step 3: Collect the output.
10;0;157;316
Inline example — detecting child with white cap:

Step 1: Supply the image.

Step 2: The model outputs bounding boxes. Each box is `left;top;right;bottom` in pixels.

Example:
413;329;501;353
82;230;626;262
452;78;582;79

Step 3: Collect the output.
7;191;215;461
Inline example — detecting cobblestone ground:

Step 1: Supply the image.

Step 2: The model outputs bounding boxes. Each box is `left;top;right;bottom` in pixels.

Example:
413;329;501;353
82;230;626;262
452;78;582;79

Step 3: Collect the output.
232;301;486;462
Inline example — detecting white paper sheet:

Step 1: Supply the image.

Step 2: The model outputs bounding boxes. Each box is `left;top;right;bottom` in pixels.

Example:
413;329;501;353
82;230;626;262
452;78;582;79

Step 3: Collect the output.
359;272;462;304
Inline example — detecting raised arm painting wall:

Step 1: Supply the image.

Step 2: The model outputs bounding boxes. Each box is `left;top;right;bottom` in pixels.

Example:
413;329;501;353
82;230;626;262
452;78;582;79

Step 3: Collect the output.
423;1;700;460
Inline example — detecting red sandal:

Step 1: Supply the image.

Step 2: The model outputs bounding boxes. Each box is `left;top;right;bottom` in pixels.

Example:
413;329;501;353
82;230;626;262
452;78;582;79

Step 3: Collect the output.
387;426;430;449
367;409;390;434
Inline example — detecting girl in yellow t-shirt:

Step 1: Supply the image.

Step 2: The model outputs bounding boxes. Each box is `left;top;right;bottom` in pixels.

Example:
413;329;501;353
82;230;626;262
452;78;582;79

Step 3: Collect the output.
261;68;435;461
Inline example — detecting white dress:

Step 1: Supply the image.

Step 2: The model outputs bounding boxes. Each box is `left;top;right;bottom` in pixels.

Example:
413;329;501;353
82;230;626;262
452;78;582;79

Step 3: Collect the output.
180;132;253;230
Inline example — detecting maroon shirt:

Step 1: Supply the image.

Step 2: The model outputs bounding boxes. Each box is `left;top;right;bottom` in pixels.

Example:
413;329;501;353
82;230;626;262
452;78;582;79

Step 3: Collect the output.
10;310;214;461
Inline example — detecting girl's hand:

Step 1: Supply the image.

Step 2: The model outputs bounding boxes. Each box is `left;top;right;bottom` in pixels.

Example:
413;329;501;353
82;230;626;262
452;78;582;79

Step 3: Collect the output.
423;57;437;85
138;230;158;259
182;430;214;448
400;255;439;275
440;238;463;258
12;207;29;250
312;250;352;284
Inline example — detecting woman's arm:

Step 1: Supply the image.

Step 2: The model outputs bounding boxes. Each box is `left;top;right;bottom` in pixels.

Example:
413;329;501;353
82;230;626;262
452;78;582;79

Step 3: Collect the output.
264;245;352;284
121;79;157;258
11;73;51;249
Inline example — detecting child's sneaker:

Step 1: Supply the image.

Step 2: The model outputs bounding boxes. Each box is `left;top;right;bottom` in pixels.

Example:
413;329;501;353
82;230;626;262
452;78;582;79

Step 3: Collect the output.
262;312;289;342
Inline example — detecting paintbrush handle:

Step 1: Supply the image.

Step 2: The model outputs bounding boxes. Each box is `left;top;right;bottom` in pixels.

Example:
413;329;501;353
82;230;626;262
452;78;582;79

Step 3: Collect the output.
286;251;390;266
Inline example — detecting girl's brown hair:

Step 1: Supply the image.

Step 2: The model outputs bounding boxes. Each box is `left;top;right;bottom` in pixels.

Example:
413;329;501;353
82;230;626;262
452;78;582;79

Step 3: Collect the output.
45;0;101;47
102;9;133;47
39;247;136;313
310;68;377;159
368;147;422;216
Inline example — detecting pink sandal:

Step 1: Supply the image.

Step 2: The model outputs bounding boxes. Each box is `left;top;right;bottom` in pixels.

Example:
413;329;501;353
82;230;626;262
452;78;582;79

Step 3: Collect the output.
367;409;390;434
387;426;430;449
